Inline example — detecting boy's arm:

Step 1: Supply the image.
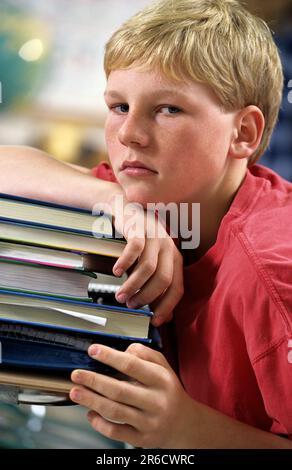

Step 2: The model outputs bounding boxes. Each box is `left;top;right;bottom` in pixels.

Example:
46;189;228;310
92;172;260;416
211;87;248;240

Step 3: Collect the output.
66;162;92;174
0;146;184;324
0;145;117;209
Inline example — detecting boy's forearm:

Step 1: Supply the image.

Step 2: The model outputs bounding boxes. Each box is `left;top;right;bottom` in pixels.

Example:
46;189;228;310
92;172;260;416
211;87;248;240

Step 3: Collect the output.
0;145;123;209
182;399;292;449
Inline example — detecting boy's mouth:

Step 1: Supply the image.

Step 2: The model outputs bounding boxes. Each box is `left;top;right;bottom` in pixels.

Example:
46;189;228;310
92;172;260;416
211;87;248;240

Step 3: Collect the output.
120;160;158;176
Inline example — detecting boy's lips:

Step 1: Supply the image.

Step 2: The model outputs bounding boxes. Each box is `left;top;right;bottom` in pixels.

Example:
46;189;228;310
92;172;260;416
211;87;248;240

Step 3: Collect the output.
120;160;158;176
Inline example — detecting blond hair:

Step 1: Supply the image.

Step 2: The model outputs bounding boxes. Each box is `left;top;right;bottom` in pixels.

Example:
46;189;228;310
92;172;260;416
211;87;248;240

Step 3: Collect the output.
104;0;284;163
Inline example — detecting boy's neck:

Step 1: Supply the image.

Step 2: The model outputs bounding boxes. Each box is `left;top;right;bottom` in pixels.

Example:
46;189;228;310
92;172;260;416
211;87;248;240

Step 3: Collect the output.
180;162;248;265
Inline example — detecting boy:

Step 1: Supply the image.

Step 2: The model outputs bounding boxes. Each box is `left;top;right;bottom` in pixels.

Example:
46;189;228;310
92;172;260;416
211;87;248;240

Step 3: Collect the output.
70;0;292;448
1;0;291;448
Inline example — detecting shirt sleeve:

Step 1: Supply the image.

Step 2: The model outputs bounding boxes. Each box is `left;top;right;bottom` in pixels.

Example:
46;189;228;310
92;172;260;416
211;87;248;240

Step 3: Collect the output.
252;339;292;438
235;227;292;438
236;265;292;438
91;161;117;182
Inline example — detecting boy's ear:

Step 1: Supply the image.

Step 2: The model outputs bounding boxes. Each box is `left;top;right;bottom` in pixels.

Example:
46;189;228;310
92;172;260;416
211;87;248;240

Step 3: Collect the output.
228;105;265;160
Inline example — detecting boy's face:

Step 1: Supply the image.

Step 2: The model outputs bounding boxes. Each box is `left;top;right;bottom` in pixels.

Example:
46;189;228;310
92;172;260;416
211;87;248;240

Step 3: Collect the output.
104;67;238;206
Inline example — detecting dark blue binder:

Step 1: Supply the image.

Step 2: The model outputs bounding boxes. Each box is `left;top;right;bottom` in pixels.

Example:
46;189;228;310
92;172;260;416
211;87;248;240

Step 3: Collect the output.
0;336;116;374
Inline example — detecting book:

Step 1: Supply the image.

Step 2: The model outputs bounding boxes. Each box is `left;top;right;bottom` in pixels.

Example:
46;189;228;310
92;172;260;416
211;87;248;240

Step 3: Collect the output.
0;370;72;405
0;193;152;405
0;192;126;261
0;259;96;301
0;325;158;404
0;192;114;237
0;220;125;258
0;290;152;340
0;325;159;406
0;335;118;373
0;240;117;274
0;291;157;404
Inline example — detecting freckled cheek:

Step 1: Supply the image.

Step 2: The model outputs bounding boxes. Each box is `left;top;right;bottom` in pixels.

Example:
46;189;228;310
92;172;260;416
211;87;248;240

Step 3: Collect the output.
105;121;118;148
162;132;198;168
105;124;124;167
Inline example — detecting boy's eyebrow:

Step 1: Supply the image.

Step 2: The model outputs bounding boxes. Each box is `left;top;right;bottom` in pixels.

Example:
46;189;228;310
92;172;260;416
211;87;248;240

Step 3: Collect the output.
104;89;190;100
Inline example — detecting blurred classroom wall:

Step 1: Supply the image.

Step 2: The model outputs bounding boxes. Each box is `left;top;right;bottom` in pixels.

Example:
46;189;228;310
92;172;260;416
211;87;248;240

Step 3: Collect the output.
0;0;291;178
0;0;149;168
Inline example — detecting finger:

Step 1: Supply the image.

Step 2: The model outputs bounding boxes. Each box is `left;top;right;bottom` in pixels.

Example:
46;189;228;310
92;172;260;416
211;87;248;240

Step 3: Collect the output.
71;369;152;410
126;245;173;309
87;344;163;386
113;237;145;279
69;385;143;429
150;254;184;326
126;342;170;369
87;410;141;447
117;239;159;303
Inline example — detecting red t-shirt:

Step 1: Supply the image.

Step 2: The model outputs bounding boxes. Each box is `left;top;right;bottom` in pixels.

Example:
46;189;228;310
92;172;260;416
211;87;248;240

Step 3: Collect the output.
91;161;292;437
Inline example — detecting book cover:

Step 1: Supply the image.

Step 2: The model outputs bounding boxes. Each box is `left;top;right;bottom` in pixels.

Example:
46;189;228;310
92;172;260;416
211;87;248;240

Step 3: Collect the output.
0;220;125;258
0;192;115;238
0;289;152;340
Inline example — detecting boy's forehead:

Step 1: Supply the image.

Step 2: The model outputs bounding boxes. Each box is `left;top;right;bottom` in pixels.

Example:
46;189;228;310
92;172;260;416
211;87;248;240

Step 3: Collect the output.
105;67;218;103
107;68;194;93
106;67;181;88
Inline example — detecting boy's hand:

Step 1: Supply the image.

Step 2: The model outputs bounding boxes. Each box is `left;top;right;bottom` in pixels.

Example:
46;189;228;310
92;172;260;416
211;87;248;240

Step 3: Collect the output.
70;343;193;449
97;196;184;326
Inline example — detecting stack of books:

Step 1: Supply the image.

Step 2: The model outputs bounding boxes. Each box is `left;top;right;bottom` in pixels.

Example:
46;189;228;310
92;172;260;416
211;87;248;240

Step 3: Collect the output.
0;193;156;404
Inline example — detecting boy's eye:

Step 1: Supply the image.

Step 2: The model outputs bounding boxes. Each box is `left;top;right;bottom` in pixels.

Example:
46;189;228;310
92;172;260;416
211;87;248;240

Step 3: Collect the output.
111;104;129;113
108;103;181;115
159;106;181;115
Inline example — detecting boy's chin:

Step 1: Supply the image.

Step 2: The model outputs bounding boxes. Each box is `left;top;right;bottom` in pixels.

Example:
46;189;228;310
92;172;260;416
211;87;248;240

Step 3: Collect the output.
125;189;157;209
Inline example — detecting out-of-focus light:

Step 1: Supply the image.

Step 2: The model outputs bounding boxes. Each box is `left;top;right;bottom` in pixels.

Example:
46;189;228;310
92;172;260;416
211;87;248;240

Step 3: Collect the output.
30;405;46;418
18;38;44;62
27;417;43;432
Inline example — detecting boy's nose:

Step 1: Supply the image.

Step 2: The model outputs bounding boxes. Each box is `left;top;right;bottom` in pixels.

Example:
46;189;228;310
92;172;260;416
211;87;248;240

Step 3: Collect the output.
118;116;150;148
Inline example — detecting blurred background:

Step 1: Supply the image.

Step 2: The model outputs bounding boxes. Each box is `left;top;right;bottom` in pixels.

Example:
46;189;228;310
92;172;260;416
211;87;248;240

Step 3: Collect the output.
0;0;291;177
0;0;291;449
0;0;151;168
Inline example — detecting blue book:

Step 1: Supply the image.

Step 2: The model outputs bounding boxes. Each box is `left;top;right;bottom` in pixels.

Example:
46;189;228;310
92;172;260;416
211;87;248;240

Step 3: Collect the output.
0;290;159;390
0;192;125;258
0;192;114;237
0;289;153;341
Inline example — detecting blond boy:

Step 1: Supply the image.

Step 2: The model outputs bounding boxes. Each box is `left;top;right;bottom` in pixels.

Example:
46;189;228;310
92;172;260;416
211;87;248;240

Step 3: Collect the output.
1;0;292;448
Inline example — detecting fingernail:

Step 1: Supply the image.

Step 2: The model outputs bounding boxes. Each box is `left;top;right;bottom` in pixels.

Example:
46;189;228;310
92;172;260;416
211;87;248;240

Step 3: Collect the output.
72;370;82;381
116;293;127;303
88;345;100;357
71;388;82;401
113;268;123;277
